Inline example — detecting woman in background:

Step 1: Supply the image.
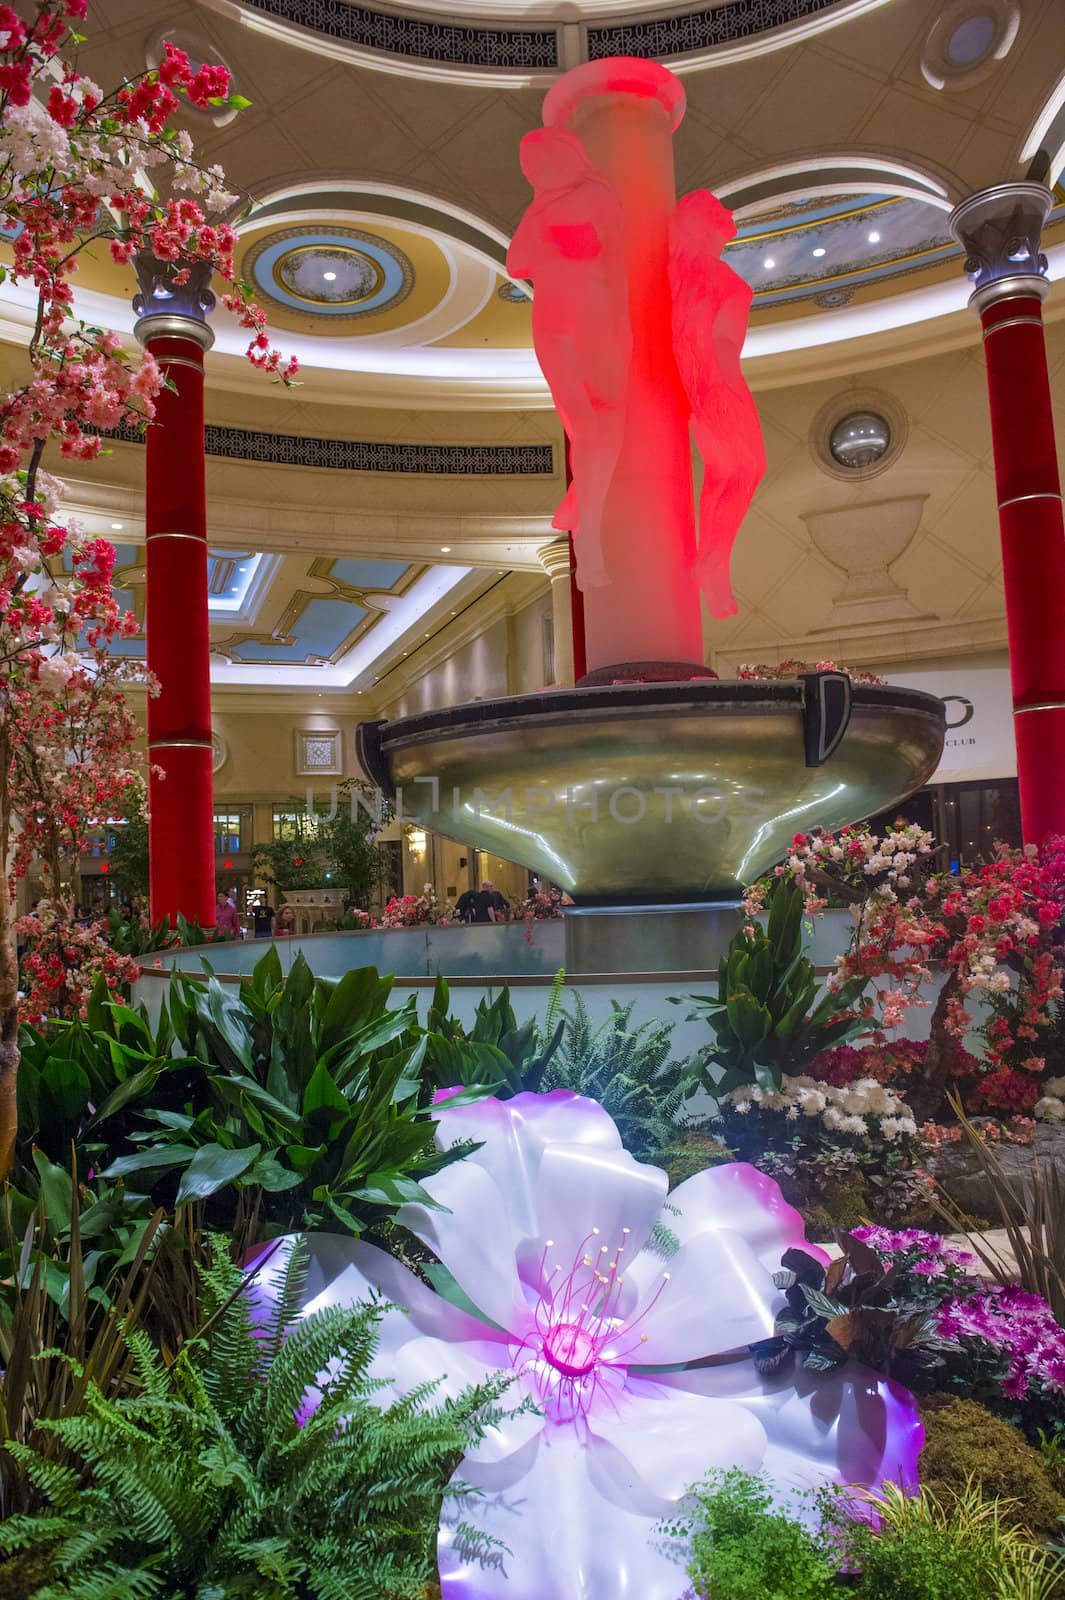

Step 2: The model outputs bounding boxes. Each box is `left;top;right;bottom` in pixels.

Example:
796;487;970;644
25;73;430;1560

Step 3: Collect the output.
215;891;240;938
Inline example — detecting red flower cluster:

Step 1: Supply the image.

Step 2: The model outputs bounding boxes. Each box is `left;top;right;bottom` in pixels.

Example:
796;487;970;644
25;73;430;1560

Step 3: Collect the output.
968;1067;1042;1117
809;1037;981;1090
17;902;140;1022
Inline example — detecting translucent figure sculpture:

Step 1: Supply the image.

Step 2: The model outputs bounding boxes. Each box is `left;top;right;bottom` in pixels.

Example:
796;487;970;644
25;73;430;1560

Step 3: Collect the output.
508;129;631;588
513;57;765;670
255;1092;923;1600
669;190;767;619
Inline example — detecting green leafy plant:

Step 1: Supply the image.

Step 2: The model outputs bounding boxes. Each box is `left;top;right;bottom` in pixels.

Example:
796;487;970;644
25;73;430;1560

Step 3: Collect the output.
0;1242;511;1599
666;1470;1065;1600
251;836;332;892
97;906;175;959
842;1479;1065;1600
539;992;697;1159
750;1235;956;1393
425;974;563;1097
104;782;150;901
99;948;476;1244
253;783;391;907
0;1176;205;1519
663;1468;839;1600
672;878;869;1098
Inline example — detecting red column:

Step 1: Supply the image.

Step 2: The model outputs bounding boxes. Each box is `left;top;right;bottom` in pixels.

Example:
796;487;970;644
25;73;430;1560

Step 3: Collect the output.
951;183;1065;844
134;298;216;927
980;294;1065;842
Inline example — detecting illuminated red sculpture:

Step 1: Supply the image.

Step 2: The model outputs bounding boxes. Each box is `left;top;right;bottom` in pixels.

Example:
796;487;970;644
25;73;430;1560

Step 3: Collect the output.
510;58;765;668
509;128;630;589
670;191;766;620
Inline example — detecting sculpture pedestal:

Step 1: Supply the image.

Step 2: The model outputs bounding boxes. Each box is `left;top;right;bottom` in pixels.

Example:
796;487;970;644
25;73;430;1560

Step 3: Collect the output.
563;902;740;975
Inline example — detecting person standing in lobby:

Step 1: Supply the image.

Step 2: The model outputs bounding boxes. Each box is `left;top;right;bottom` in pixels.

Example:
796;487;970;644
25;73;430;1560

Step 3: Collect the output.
215;891;241;939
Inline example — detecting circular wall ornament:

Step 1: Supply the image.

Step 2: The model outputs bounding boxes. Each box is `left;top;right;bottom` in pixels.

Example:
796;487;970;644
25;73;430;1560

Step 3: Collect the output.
498;280;531;303
829;412;891;471
245;227;415;320
920;0;1019;91
211;730;227;773
809;389;908;483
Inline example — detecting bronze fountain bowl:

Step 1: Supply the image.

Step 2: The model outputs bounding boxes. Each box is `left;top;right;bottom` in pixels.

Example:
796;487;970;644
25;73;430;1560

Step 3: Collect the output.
357;672;946;904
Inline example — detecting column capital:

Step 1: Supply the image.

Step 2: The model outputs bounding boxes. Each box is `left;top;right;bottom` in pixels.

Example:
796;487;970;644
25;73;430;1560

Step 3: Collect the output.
538;535;572;582
949;181;1052;313
132;252;216;351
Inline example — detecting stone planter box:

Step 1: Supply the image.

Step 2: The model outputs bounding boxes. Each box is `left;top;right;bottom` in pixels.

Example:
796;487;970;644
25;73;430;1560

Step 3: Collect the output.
930;1122;1065;1219
280;887;347;936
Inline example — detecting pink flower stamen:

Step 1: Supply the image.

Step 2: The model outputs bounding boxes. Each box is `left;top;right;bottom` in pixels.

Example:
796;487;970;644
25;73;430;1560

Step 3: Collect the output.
515;1225;670;1425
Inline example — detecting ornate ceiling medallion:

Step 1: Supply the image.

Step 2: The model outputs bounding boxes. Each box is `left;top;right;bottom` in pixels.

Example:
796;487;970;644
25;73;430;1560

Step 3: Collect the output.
245;226;415;321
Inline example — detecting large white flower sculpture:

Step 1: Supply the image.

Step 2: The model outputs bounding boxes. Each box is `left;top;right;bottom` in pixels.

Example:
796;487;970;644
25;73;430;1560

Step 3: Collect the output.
255;1091;921;1599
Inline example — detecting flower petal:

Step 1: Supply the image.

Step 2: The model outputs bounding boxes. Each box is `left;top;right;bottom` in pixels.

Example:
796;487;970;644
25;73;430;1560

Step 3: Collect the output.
248;1235;486;1420
658;1355;923;1500
531;1142;668;1280
249;1232;505;1346
434;1090;624;1247
398;1161;532;1337
666;1162;820;1273
589;1376;767;1505
439;1425;693;1600
618;1228;778;1365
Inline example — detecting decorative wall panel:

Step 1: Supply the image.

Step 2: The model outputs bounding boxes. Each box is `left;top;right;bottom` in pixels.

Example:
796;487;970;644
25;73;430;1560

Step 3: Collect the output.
105;422;554;476
241;0;558;67
587;0;844;60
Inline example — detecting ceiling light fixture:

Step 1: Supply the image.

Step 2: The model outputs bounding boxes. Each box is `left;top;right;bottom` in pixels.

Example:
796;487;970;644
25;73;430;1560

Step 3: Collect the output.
440;545;451;552
322;270;337;281
111;522;123;530
868;231;881;243
763;257;776;269
812;247;826;258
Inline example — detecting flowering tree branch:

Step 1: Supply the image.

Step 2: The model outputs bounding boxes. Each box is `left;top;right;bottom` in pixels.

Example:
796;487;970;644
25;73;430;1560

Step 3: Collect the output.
0;0;293;1171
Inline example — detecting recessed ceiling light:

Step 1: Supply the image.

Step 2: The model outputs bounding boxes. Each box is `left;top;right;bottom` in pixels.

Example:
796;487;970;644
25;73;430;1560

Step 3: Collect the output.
868;231;881;243
440;545;451;553
110;522;123;530
322;270;337;281
812;247;826;258
763;257;775;269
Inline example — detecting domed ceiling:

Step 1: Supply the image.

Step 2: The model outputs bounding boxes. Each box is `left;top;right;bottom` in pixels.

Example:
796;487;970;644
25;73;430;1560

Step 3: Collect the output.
728;193;958;310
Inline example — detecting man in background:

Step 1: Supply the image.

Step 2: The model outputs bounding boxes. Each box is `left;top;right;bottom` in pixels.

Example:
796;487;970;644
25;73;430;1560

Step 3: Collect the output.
480;880;510;923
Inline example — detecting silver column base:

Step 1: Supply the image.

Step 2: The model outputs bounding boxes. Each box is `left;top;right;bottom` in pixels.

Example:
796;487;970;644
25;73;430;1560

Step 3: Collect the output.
563;902;741;976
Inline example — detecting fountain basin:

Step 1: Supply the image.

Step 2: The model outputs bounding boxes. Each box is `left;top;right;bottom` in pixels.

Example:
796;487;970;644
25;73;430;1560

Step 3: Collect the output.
357;676;945;904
